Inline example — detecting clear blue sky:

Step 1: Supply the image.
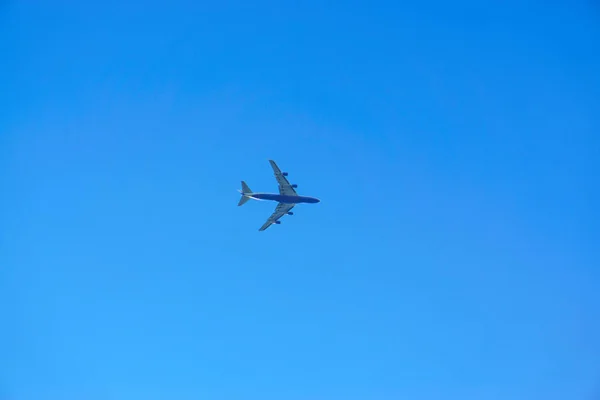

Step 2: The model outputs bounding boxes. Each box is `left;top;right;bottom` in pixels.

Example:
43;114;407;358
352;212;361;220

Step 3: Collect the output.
1;2;599;399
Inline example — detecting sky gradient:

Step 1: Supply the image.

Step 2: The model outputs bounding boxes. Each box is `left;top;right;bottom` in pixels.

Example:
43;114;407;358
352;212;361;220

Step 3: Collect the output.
1;2;599;399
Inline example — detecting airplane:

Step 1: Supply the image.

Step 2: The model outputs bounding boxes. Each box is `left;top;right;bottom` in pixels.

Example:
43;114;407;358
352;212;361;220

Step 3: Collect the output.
238;160;320;231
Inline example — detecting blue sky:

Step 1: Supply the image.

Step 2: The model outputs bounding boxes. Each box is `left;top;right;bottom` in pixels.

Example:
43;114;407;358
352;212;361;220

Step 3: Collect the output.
1;1;599;399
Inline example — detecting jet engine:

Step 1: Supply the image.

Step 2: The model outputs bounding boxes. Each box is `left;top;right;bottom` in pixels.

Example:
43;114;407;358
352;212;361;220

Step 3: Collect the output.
291;184;298;188
275;220;281;224
282;172;288;176
287;212;294;215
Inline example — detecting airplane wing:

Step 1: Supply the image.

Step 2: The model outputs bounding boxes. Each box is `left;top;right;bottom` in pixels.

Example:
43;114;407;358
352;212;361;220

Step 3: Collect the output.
269;160;298;196
259;202;295;231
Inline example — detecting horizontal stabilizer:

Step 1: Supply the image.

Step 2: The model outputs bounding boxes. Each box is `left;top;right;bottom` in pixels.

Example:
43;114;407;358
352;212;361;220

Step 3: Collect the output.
238;195;251;206
238;181;253;206
241;181;252;194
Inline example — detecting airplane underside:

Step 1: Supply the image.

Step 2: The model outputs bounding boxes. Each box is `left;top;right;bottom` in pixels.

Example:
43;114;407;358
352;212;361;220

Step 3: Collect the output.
238;160;319;231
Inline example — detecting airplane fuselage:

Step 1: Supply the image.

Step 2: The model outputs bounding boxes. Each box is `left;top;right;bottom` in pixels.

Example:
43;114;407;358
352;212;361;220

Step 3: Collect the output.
249;193;320;204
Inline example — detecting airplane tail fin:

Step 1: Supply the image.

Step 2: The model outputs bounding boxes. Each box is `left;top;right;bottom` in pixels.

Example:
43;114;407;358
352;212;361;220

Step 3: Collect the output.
238;181;253;206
